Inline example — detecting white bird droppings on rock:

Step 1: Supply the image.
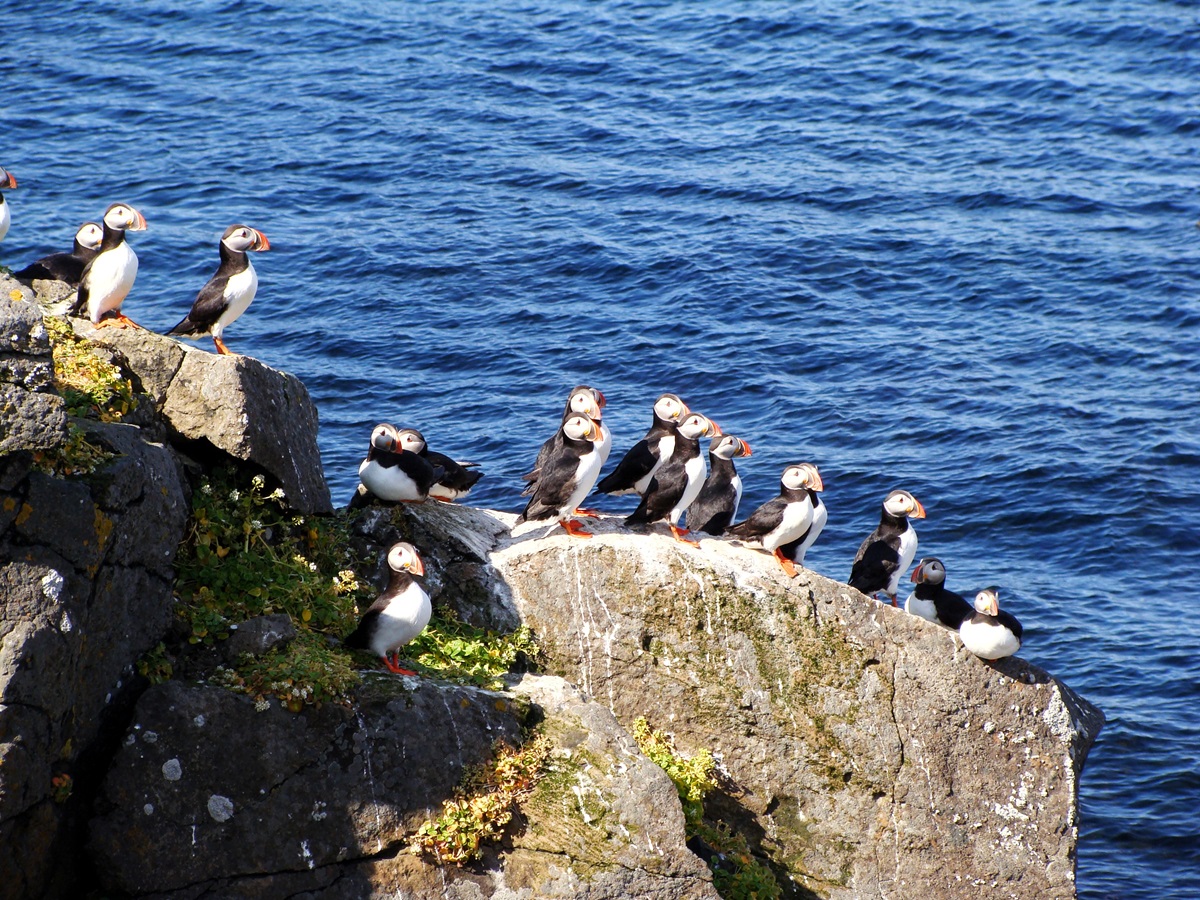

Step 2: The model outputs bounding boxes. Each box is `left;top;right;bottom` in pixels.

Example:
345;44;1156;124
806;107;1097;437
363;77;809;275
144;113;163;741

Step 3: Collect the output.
143;804;154;816
40;570;64;602
162;758;182;781
207;795;235;822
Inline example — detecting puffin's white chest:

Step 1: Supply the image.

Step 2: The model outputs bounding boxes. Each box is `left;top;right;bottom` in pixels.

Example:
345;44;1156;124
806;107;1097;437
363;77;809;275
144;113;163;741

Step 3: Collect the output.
763;495;814;552
634;433;674;495
368;582;432;655
670;452;709;524
888;523;919;595
213;263;258;337
595;422;613;469
0;198;10;241
359;457;421;502
729;473;743;524
959;616;1021;660
905;592;938;623
560;445;603;518
793;499;827;565
86;241;139;321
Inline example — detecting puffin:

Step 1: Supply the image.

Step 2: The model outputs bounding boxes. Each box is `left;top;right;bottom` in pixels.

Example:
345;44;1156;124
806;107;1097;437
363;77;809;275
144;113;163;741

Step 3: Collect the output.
594;393;689;497
523;385;608;496
726;462;823;576
848;489;926;605
904;558;973;629
394;427;483;502
358;423;445;503
959;587;1023;660
516;413;606;538
686;433;753;536
343;542;431;676
0;167;17;243
167;224;270;355
775;466;827;569
67;202;148;327
624;412;722;545
14;222;103;286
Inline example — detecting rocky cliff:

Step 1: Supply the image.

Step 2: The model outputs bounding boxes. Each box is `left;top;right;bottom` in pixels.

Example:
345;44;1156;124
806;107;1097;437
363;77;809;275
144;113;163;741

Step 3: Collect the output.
0;274;1102;900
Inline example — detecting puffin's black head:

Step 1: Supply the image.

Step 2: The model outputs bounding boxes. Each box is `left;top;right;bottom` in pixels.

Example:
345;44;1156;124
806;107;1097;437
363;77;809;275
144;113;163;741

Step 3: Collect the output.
369;423;398;452
221;224;270;252
781;462;823;493
561;414;602;443
386;541;425;577
678;412;721;441
709;433;752;460
75;222;104;251
565;385;605;421
0;168;16;190
102;202;147;232
883;489;925;520
394;427;427;455
973;586;1001;616
653;393;689;424
911;557;946;586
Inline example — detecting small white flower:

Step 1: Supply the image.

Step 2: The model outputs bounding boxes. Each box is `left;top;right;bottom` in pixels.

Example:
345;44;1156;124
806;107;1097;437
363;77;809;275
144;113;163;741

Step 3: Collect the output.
251;474;266;489
255;698;270;712
201;483;213;496
250;519;263;531
229;489;241;502
269;488;286;500
309;562;318;573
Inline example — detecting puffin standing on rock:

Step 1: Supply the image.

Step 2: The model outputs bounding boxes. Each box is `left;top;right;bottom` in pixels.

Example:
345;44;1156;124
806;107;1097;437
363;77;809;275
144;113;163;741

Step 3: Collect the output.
343;542;431;676
516;414;606;538
168;224;270;355
358;423;445;503
624;412;722;546
727;463;823;576
523;385;608;496
904;557;973;629
848;489;926;606
68;202;148;327
14;222;103;286
394;427;483;502
0;167;17;243
959;587;1022;660
594;393;689;497
686;433;752;536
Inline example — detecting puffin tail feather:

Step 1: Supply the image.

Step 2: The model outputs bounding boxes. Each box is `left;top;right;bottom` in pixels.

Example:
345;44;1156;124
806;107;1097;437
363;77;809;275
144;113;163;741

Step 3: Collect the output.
167;315;198;336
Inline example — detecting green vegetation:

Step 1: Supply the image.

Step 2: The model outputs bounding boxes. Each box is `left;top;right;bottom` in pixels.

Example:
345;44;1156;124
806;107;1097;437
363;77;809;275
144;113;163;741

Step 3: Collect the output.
412;733;553;864
632;718;782;900
173;467;539;709
43;314;136;421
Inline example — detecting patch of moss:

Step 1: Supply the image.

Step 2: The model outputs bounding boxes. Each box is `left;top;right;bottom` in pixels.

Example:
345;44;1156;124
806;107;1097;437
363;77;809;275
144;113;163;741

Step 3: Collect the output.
43;314;136;421
411;732;553;864
31;422;116;478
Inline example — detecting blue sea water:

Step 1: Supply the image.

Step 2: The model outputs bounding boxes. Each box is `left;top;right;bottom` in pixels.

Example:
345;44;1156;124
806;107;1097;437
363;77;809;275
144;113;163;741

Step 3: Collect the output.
4;1;1198;896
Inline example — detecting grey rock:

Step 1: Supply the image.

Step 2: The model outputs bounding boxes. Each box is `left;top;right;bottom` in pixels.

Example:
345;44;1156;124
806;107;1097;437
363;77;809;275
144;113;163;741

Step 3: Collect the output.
0;385;69;454
0;295;68;454
87;676;717;899
74;321;332;514
222;614;297;661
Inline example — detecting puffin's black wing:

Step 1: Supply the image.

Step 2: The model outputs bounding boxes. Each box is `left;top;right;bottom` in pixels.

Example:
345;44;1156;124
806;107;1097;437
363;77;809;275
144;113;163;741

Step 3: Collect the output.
594;438;657;494
170;277;229;335
624;463;685;526
67;263;92;316
14;253;87;285
932;588;974;630
726;496;786;540
687;480;736;535
425;449;483;492
343;605;385;650
847;531;901;594
519;448;583;522
521;430;562;492
996;609;1024;640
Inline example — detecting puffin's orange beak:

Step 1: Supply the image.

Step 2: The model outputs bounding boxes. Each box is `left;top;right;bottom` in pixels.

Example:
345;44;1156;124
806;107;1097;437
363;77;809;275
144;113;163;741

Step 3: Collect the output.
253;229;271;251
1;172;15;189
708;419;723;436
910;498;926;519
911;562;924;583
410;554;425;577
809;471;825;492
739;438;752;457
131;209;148;231
596;389;606;409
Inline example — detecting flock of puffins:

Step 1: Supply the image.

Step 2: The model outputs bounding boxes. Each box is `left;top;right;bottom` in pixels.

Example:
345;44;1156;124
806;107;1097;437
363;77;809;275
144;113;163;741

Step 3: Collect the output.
0;171;1022;679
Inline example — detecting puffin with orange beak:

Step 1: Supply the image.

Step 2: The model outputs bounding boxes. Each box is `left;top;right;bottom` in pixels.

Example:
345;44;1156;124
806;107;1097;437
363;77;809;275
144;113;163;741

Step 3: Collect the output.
594;392;689;497
168;224;270;354
523;385;609;498
344;542;431;676
686;433;753;535
905;558;973;629
848;488;926;605
69;202;148;327
959;587;1023;660
624;412;722;545
0;167;17;243
516;413;606;538
727;462;823;575
358;423;445;503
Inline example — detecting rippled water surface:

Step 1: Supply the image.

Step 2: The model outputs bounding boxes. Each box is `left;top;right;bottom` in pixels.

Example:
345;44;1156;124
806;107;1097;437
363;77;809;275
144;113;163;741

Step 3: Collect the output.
5;2;1199;896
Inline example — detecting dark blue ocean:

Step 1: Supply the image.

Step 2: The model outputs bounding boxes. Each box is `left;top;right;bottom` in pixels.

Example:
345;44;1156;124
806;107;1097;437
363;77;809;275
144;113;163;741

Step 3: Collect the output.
4;1;1197;896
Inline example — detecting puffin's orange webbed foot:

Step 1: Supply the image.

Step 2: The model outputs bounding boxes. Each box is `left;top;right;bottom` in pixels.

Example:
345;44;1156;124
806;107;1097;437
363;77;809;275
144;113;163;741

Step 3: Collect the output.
382;655;417;676
213;336;234;355
773;549;798;578
560;519;593;539
670;525;700;547
573;507;601;518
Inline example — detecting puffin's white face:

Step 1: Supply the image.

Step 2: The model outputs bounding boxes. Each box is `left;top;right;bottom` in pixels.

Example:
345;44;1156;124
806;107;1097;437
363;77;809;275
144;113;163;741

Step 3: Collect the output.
973;587;1000;616
103;202;147;232
883;489;925;519
678;413;720;441
911;558;946;586
395;428;426;454
568;388;602;420
562;414;598;442
387;542;425;576
370;423;397;451
710;434;751;460
781;462;822;492
653;393;688;423
76;222;104;250
222;224;270;253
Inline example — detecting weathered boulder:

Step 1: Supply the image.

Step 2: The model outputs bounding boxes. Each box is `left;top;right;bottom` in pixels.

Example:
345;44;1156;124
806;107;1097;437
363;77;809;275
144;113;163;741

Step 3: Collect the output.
0;285;69;454
487;514;1103;900
72;321;332;514
88;675;718;899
